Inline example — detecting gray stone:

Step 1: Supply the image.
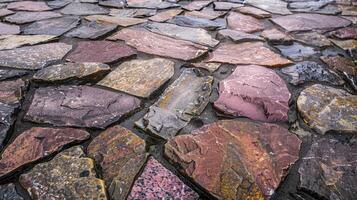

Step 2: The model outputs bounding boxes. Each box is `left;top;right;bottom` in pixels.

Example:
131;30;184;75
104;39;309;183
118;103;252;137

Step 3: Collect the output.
0;183;23;200
275;43;317;61
168;15;224;30
23;16;80;36
65;21;117;39
61;3;109;15
245;0;291;14
217;29;264;42
0;68;28;81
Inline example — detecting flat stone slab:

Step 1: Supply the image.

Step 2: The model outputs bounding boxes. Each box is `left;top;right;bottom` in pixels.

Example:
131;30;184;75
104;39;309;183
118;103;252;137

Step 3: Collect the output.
0;79;26;105
5;11;62;24
329;27;357;39
23;16;80;36
0;127;90;178
208;42;292;67
126;0;179;9
0;43;72;70
149;8;182;22
182;0;212;11
297;84;357;134
168;15;224;30
85;15;147;27
127;157;198;200
215;65;291;122
227;12;264;33
165;120;301;199
245;0;291;15
87;125;147;200
293;32;331;47
108;28;208;61
0;22;20;35
217;29;264;42
67;41;136;64
99;0;126;8
7;1;52;11
185;8;226;20
275;43;317;61
65;21;117;39
261;28;293;44
236;6;271;19
0;183;23;200
0;35;57;50
190;62;221;73
331;39;357;52
109;8;156;18
0;102;15;151
136;69;213;139
98;58;174;98
60;2;109;15
19;146;108;200
0;9;14;18
25;85;140;129
0;69;28;81
213;2;243;10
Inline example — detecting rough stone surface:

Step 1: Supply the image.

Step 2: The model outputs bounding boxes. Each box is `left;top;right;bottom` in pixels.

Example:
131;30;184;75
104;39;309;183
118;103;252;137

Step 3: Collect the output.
182;0;212;11
23;16;80;36
109;8;156;18
98;58;174;98
227;12;264;33
168;15;224;30
0;102;14;151
87;125;147;200
245;0;291;15
213;2;242;10
217;29;264;42
61;2;109;15
190;62;221;72
275;43;317;61
0;35;57;50
5;11;62;24
0;69;28;81
261;28;292;44
85;15;147;27
293;32;331;47
0;127;90;178
0;183;23;200
236;6;271;19
0;79;26;105
126;0;179;9
165;120;301;199
136;69;213;139
185;8;225;20
7;1;52;11
331;39;357;52
25;85;141;129
0;22;20;35
297;84;357;134
149;8;182;22
19;146;108;200
329;27;357;39
0;8;13;17
65;21;117;39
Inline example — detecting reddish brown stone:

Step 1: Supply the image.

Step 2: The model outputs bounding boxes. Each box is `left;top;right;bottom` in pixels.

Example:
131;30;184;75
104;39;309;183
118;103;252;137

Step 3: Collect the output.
0;127;90;178
67;41;136;64
148;9;182;22
0;22;20;35
7;1;52;11
227;12;264;33
0;79;27;105
165;120;301;199
236;6;271;19
321;55;356;76
261;28;293;44
329;27;357;39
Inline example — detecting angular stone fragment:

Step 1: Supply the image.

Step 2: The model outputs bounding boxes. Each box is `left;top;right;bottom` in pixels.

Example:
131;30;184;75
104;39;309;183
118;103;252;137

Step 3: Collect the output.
227;12;264;33
127;157;198;200
87;126;147;200
65;21;117;39
0;43;72;70
182;0;212;11
297;84;356;134
67;41;136;64
298;138;357;200
61;3;109;15
329;27;357;39
98;58;174;98
99;0;126;8
261;28;292;44
4;11;62;24
108;28;208;61
0;183;23;200
19;146;108;200
0;79;26;105
213;2;242;10
136;69;213;139
217;29;264;42
190;62;221;73
149;8;182;22
7;1;52;11
214;65;290;122
185;8;226;20
245;0;291;15
85;15;147;26
275;43;317;61
331;39;357;52
109;8;156;18
271;14;351;32
127;0;179;9
0;35;57;50
0;69;28;81
0;102;14;151
47;0;72;9
168;15;224;30
146;22;219;47
0;22;19;35
293;32;331;47
208;42;292;67
236;6;271;19
165;120;301;199
23;16;80;36
0;127;90;178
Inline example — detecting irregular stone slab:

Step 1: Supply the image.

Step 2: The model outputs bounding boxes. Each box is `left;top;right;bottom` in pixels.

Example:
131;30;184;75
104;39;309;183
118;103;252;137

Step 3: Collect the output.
5;11;62;24
329;27;357;39
108;28;208;61
293;32;331;47
0;8;13;17
0;127;90;178
298;138;357;200
47;0;72;9
275;43;317;61
67;41;136;64
208;42;292;67
19;146;108;200
297;84;357;134
213;2;242;10
0;183;23;200
85;15;146;27
271;14;351;32
0;102;14;151
168;15;224;30
261;28;292;44
61;2;109;15
281;61;344;85
0;35;57;50
339;5;357;16
146;22;219;47
289;0;333;12
182;0;212;11
185;8;226;20
23;16;80;36
99;0;126;8
0;43;72;70
109;8;156;18
136;69;212;139
215;65;290;122
127;0;179;9
236;6;271;19
65;21;117;39
7;1;52;11
190;62;221;72
127;157;198;200
0;69;28;81
245;0;291;15
217;29;264;42
98;58;174;98
33;62;110;83
165;120;301;199
25;85;140;129
0;22;19;35
227;12;264;33
149;8;181;22
331;39;357;52
0;79;26;105
87;126;147;200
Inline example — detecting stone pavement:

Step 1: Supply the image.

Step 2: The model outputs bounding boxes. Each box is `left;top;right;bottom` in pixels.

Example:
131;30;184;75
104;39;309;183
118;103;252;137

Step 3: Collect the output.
0;0;356;200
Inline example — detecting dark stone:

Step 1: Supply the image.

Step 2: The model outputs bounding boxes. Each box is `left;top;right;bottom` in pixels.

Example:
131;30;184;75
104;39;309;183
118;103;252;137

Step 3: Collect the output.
126;0;179;9
99;0;126;8
23;16;80;36
0;79;27;105
0;102;15;151
60;3;109;15
7;1;52;11
275;43;317;61
168;15;224;30
65;21;117;39
0;68;28;81
0;183;23;200
5;11;62;24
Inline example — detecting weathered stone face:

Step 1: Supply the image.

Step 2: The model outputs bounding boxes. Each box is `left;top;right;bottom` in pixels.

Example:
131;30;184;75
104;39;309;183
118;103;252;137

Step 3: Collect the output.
297;84;357;134
126;0;179;9
329;27;357;39
275;43;317;61
0;79;26;105
293;32;331;47
23;16;80;36
261;28;293;44
165;120;301;199
331;39;357;52
236;6;271;19
65;21;117;39
0;102;15;151
4;11;62;24
227;12;264;33
190;62;221;73
0;35;57;50
0;183;23;200
0;127;90;178
136;69;213;139
7;1;52;11
127;157;198;200
0;43;72;70
0;22;20;35
60;2;109;15
98;58;174;98
182;0;212;11
217;29;264;42
168;15;224;30
298;138;357;200
25;85;141;129
149;8;182;22
245;0;291;15
109;8;156;18
0;69;28;81
213;2;242;10
185;8;225;20
19;146;108;200
215;65;291;122
0;9;14;18
99;0;126;8
85;15;147;27
87;125;147;200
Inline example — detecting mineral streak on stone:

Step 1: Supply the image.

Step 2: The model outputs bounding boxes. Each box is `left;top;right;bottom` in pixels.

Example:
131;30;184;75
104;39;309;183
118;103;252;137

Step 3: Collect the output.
149;8;182;22
236;6;271;19
0;22;20;35
126;0;179;9
271;13;351;32
217;29;264;43
19;146;108;200
0;69;28;81
23;16;80;36
298;138;357;200
297;84;357;134
0;79;26;105
245;0;291;15
33;62;111;82
65;21;117;39
4;11;62;24
168;15;224;30
227;12;264;33
275;43;317;61
98;58;174;98
0;35;57;50
25;85;141;129
136;69;213;139
214;65;291;122
127;157;198;200
182;0;212;11
0;102;14;151
261;28;292;44
61;2;109;15
0;43;72;70
0;183;23;200
165;120;301;199
208;42;292;67
7;1;52;11
0;127;90;178
66;41;136;64
108;28;208;61
293;32;331;47
329;27;357;39
85;15;147;27
87;125;148;200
